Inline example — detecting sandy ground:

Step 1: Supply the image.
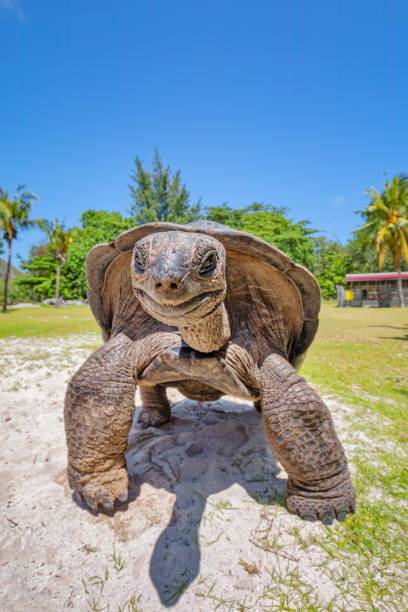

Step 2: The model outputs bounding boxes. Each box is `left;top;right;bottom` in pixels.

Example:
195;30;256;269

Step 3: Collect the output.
0;335;358;611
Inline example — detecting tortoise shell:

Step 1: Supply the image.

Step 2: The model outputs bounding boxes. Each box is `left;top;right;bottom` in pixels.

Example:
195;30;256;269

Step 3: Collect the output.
86;220;320;369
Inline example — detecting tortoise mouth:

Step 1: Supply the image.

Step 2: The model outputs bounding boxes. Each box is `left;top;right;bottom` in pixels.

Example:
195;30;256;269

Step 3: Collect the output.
136;288;225;320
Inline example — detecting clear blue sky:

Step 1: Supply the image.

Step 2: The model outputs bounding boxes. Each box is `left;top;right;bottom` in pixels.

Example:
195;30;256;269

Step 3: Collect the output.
2;0;408;263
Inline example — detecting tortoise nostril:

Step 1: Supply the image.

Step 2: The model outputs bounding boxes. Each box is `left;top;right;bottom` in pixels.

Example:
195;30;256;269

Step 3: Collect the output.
154;279;180;293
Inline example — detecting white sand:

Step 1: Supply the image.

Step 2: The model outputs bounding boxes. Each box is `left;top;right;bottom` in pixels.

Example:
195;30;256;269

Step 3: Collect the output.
0;335;356;611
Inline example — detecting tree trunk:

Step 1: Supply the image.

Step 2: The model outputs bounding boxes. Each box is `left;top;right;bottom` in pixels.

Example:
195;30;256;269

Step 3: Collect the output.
2;240;12;313
397;264;405;307
55;258;61;307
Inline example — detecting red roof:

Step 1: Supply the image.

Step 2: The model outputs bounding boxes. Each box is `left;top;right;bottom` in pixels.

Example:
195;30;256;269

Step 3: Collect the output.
346;273;408;281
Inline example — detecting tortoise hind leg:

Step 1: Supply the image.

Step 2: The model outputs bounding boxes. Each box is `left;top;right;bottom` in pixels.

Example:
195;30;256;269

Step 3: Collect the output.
138;385;171;428
258;353;355;524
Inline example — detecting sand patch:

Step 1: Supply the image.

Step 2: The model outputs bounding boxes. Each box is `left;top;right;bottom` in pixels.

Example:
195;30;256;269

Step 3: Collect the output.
0;335;395;611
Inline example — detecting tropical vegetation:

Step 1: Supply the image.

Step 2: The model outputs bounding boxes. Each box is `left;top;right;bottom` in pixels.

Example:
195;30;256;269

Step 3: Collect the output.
1;158;407;307
206;202;316;269
0;185;43;311
356;174;408;306
129;148;201;224
45;220;75;304
15;210;134;302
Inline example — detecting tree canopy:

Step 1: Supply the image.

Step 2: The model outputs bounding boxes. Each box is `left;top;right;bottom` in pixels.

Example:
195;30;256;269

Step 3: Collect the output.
10;203;364;303
46;221;75;303
16;210;135;302
16;245;62;302
356;174;408;306
64;210;135;298
206;202;316;269
0;185;42;310
6;161;408;307
311;237;352;299
129;149;201;224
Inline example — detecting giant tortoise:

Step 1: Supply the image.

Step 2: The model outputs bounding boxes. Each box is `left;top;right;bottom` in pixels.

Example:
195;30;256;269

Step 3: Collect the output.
65;220;355;524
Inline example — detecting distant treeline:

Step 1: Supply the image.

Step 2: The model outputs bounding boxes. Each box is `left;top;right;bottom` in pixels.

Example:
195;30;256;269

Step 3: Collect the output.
5;204;390;303
2;150;407;305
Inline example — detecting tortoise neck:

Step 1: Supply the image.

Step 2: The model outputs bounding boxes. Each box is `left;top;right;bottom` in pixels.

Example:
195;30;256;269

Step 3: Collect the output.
179;302;230;353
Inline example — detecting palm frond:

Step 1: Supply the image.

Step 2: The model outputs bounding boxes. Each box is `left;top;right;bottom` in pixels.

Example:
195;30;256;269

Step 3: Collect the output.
17;218;47;234
378;248;387;270
399;230;408;265
392;247;400;269
358;174;408;274
376;225;390;248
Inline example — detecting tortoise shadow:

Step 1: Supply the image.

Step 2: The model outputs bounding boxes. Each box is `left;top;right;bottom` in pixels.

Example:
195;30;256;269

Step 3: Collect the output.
378;335;408;341
369;324;408;330
369;324;408;341
124;398;285;607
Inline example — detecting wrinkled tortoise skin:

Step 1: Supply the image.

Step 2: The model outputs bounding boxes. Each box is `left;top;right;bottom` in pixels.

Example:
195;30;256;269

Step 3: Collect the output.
65;220;355;523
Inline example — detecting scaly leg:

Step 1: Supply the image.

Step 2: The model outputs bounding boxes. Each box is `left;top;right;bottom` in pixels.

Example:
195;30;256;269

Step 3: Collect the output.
64;333;137;512
138;385;171;428
258;353;355;524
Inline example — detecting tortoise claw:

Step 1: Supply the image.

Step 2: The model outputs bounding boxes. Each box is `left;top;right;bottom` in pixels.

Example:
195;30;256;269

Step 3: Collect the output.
83;494;98;512
321;509;335;525
301;510;317;522
101;497;114;513
74;491;84;504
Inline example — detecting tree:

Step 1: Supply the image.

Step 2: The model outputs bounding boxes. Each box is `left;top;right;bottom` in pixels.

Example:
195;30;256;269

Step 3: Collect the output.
129;149;201;224
0;185;42;311
356;174;408;306
64;210;135;298
206;203;316;269
345;231;380;273
44;220;75;305
205;202;244;228
16;245;59;303
312;237;352;299
16;210;135;302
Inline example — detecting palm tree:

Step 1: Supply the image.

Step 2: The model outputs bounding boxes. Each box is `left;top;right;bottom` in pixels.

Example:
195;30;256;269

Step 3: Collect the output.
0;186;43;312
357;174;408;307
45;220;75;305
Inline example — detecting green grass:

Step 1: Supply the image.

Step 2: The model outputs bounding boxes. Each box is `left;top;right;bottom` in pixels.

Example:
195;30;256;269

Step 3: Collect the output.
302;302;408;437
0;305;99;338
299;303;408;611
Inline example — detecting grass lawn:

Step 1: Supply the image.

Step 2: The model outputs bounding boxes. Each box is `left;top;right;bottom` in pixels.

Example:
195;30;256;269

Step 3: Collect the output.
1;301;407;609
302;303;408;611
0;304;99;337
302;302;408;437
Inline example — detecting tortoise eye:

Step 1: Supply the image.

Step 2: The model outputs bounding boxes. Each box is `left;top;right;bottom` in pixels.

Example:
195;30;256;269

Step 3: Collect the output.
199;251;217;277
133;249;145;274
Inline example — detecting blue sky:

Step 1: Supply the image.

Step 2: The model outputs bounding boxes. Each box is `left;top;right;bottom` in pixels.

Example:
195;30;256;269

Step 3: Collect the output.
1;0;408;263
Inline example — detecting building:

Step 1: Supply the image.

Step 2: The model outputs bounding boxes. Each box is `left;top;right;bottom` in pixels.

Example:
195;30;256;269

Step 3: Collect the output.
344;272;408;306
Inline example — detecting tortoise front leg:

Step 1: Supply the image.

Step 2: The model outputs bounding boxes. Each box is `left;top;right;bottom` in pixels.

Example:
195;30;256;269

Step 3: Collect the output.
258;353;355;524
64;333;137;512
138;385;171;428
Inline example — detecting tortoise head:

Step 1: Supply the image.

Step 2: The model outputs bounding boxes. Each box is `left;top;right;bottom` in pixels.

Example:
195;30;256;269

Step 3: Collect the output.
131;231;230;352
